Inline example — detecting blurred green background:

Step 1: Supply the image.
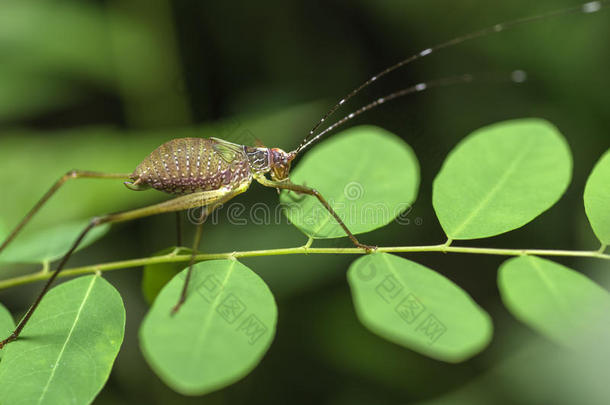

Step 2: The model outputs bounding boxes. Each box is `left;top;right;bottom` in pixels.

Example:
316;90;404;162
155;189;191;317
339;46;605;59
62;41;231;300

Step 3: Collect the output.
0;0;609;403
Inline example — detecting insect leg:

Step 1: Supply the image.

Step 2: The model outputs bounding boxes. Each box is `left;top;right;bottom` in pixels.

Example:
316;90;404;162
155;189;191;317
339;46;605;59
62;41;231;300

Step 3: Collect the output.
285;192;306;202
255;176;376;251
283;181;308;202
0;189;236;349
175;212;183;247
172;186;248;314
0;170;132;255
171;212;205;315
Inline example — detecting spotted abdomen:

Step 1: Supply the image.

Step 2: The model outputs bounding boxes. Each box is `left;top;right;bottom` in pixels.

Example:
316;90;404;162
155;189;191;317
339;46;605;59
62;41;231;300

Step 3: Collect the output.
130;138;252;195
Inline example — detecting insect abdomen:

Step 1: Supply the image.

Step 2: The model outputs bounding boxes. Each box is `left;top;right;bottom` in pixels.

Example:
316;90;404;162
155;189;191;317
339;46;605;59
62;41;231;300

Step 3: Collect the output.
131;138;251;194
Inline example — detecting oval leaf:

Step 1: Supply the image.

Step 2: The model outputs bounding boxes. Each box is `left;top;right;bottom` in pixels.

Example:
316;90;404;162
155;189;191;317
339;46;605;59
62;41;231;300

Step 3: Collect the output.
141;247;192;305
347;253;492;362
139;260;277;395
280;125;419;238
433;119;572;240
498;256;610;347
0;220;110;263
0;275;126;405
584;149;610;246
0;303;14;361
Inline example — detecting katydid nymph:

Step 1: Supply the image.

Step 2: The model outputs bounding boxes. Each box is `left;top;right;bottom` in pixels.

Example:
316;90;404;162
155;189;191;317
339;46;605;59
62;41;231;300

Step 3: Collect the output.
0;0;606;349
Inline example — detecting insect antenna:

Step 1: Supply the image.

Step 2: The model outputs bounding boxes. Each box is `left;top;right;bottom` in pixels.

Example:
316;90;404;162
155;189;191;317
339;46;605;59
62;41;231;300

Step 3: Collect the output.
294;71;527;153
294;0;607;154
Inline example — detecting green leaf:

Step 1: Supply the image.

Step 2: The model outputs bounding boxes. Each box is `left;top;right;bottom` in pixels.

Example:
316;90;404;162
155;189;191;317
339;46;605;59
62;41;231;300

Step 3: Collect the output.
280;125;419;238
0;221;6;247
433;119;572;240
347;253;492;362
498;256;610;347
141;247;192;305
0;219;110;264
0;303;15;361
139;260;277;395
0;275;125;405
584;149;610;246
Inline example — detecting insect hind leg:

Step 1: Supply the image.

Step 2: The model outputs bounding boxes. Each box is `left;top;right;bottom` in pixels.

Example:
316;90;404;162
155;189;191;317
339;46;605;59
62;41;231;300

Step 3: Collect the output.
0;188;244;348
0;170;131;255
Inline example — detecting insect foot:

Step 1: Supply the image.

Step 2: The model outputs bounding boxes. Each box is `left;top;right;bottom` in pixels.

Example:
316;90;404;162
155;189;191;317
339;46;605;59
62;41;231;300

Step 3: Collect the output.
170;303;182;316
357;243;378;253
0;332;17;349
170;301;184;316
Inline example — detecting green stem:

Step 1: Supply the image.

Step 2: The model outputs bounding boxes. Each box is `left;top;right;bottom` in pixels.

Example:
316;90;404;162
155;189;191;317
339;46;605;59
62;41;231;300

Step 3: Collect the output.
0;243;608;291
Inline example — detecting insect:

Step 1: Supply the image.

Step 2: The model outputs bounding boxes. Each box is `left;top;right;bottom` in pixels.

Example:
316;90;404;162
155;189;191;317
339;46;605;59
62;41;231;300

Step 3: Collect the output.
0;0;606;349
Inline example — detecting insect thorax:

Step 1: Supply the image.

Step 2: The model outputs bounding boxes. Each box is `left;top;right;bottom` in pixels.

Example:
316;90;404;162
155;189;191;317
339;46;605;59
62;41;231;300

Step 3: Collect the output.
245;146;272;175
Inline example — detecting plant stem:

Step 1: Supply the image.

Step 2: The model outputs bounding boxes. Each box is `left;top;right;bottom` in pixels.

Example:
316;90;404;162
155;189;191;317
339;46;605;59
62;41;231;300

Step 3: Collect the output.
0;243;608;291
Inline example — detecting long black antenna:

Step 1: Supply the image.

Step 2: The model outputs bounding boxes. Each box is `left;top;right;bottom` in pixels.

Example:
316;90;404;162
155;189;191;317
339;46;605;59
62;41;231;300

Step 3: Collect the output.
294;0;607;154
292;71;527;154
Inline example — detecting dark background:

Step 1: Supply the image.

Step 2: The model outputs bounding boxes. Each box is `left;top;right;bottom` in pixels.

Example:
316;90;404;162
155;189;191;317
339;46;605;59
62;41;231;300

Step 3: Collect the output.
0;0;609;404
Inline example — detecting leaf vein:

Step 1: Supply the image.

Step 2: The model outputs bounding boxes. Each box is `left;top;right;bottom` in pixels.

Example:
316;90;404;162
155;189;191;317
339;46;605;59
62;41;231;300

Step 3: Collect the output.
36;276;98;405
450;139;533;238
